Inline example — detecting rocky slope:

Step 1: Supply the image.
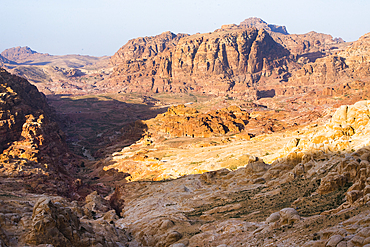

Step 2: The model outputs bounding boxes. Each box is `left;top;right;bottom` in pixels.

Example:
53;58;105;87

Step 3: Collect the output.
1;18;370;247
2;99;370;246
0;46;112;96
0;68;83;197
96;100;370;246
0;68;131;246
0;55;14;67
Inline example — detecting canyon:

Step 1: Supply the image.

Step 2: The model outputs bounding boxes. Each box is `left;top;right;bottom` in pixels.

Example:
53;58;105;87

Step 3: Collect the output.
0;17;370;246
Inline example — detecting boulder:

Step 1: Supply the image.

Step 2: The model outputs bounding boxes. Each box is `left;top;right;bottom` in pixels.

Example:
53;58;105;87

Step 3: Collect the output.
279;208;301;225
25;197;80;247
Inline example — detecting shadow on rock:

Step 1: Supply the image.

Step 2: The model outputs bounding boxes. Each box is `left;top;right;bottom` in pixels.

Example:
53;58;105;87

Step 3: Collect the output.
47;94;169;158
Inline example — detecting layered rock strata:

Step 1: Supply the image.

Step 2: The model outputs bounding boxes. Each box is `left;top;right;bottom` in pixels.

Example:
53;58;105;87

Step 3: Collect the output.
104;27;292;97
105;17;350;101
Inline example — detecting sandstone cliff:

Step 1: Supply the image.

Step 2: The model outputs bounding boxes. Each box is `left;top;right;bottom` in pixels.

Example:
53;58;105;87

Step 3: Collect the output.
274;32;370;100
104;18;351;102
105;27;291;97
152;105;250;138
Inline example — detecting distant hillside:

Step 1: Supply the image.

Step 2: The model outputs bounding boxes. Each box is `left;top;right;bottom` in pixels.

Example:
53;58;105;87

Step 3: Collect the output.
1;46;50;63
0;53;16;65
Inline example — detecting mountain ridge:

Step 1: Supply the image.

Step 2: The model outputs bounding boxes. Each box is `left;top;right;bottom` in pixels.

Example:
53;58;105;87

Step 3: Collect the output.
1;17;370;246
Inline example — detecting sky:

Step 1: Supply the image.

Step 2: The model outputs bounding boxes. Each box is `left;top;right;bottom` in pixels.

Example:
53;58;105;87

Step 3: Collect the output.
1;0;370;57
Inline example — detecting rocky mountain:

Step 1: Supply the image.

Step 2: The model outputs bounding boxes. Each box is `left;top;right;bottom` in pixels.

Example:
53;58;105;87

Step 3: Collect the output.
104;27;292;96
1;46;50;63
239;17;289;35
101;17;349;102
272;32;370;102
1;17;370;247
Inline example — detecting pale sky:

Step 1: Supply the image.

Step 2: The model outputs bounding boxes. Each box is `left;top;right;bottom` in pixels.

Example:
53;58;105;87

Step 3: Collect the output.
1;0;369;57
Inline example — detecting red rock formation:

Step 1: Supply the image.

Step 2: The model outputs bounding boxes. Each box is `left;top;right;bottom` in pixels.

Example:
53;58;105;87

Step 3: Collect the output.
105;27;291;96
0;68;80;197
104;18;353;103
274;33;370;99
239;17;289;35
110;31;188;65
147;104;296;138
150;105;250;138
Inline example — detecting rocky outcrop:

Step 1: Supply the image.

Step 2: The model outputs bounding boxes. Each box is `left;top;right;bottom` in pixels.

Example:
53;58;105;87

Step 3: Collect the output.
266;101;370;208
25;197;81;246
145;104;296;141
0;193;128;247
151;105;250;138
266;208;301;225
0;68;54;154
0;68;80;196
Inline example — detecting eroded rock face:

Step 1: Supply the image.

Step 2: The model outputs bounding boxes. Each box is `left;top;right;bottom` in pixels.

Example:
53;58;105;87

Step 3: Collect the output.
151;104;250;138
0;68;81;196
275;32;370;99
26;197;81;247
172;28;289;88
0;69;53;152
0;192;128;247
0;68;68;163
105;18;352;102
105;27;291;96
